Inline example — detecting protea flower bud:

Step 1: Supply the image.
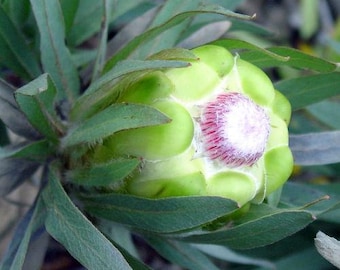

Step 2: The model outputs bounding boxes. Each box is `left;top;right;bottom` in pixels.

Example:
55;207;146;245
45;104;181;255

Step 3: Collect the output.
96;45;293;206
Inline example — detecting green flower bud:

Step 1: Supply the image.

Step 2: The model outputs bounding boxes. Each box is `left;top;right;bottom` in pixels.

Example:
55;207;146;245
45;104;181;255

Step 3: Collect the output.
100;45;293;206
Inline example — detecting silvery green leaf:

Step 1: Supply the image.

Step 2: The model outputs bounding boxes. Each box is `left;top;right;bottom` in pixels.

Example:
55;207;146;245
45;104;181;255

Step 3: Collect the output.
193;244;275;269
315;231;340;268
0;80;41;139
290;131;340;165
43;163;132;270
0;158;39;197
15;73;63;140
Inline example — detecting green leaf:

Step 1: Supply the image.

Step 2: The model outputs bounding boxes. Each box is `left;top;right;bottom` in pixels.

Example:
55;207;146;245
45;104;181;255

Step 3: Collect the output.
280;182;339;215
240;47;336;72
71;49;97;68
82;194;238;233
311;184;340;223
145;236;220;270
129;0;200;59
91;0;112;81
0;197;46;270
110;0;155;24
87;60;190;96
104;4;253;71
147;47;198;61
42;163;132;270
193;244;275;269
1;0;30;27
99;223;142;267
15;74;63;140
71;59;190;121
0;158;38;196
66;0;102;46
306;100;340;129
30;0;80;101
315;231;340;269
275;72;340;110
229;19;273;36
257;247;332;270
59;0;79;34
211;38;289;62
178;21;232;49
68;0;142;46
290;131;340;165
111;242;152;270
0;4;41;79
180;204;315;249
64;103;170;147
100;226;152;270
0;79;40;139
67;158;140;186
0;139;53;161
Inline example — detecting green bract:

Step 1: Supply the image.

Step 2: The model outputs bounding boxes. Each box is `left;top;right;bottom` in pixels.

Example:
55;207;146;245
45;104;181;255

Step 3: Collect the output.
96;45;293;206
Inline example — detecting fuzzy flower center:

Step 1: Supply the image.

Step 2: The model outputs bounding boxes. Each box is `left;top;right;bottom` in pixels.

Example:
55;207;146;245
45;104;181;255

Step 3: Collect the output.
200;92;270;167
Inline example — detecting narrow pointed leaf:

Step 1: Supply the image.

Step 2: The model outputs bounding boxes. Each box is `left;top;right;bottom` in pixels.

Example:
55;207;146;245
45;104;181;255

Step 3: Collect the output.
178;21;231;49
104;238;151;270
30;0;80;101
0;197;46;270
275;72;340;110
71;49;97;68
129;0;199;59
180;204;315;249
104;5;253;71
280;182;340;215
268;248;331;270
71;59;189;121
315;231;340;269
0;139;53;161
69;0;145;46
68;158;140;186
147;47;198;61
91;0;112;81
87;60;190;96
193;244;275;269
146;236;219;270
290;131;340;165
59;0;79;34
82;194;238;233
15;74;63;140
42;163;132;270
228;19;273;36
64;103;170;147
0;5;41;79
1;0;30;27
240;47;336;72
66;0;103;46
0;80;41;139
211;39;289;62
307;100;340;129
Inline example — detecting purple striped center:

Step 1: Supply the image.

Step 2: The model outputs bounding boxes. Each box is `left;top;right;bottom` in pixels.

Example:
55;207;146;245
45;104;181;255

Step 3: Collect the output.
200;92;270;167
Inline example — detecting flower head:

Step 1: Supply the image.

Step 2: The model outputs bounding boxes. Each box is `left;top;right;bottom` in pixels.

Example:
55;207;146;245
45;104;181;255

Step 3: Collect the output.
200;92;270;167
97;45;293;206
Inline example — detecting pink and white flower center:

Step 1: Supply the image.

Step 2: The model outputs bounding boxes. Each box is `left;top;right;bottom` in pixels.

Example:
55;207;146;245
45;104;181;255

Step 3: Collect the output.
200;92;270;167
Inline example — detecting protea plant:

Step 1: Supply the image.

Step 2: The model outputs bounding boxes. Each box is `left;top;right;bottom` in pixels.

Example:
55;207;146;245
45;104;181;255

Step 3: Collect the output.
2;1;337;269
89;44;293;206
